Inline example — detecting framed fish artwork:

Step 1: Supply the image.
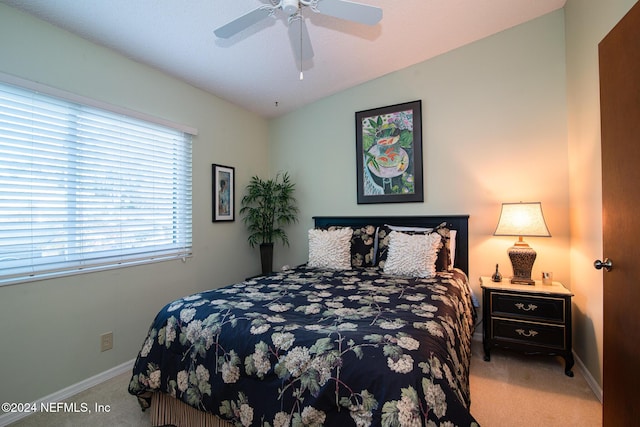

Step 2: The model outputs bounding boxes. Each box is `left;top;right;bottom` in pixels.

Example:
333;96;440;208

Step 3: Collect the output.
355;100;423;204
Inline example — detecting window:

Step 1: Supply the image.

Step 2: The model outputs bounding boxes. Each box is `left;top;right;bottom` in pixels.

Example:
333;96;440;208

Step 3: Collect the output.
0;79;193;286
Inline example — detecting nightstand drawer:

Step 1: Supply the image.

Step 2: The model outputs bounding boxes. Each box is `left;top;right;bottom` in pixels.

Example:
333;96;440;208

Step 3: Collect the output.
490;292;565;323
491;318;566;350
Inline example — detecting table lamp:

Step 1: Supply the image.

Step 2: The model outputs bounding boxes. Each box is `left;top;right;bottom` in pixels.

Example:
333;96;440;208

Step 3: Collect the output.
494;202;551;285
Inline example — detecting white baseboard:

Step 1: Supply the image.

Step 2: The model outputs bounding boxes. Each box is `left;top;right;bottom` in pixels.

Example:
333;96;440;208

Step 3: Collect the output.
573;351;603;403
0;359;135;427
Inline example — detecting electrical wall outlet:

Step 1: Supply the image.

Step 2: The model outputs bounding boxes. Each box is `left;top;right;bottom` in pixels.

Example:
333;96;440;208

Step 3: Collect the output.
100;332;113;352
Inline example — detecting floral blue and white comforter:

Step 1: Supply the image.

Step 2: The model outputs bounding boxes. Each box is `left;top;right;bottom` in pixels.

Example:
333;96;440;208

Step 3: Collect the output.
129;266;479;426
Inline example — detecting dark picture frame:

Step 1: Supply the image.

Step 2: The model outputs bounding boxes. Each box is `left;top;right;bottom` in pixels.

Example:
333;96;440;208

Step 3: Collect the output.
212;164;235;222
355;100;423;204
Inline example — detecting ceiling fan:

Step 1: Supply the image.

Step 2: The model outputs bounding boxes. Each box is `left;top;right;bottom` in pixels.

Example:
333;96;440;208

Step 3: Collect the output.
213;0;383;62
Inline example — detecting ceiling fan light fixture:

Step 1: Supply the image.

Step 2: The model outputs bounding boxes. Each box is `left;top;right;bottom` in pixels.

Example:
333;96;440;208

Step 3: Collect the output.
282;0;299;16
214;0;382;70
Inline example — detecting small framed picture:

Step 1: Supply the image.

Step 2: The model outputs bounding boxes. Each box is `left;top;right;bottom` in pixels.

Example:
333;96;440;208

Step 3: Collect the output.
212;164;235;222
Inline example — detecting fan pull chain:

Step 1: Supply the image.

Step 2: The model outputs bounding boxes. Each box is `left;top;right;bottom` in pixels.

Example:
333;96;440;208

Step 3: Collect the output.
299;10;304;80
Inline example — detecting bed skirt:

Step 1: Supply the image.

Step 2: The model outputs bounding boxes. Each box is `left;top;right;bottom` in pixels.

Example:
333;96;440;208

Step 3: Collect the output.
150;392;233;427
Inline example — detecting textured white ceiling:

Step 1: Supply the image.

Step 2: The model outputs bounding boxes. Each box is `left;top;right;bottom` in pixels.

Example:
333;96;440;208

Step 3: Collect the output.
2;0;566;118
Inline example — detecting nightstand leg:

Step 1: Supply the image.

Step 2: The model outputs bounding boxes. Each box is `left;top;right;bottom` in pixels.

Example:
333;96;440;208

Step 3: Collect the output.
564;354;575;377
483;344;491;362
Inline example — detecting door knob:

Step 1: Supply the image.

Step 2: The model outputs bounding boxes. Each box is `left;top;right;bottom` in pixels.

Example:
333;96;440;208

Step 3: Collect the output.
594;258;613;272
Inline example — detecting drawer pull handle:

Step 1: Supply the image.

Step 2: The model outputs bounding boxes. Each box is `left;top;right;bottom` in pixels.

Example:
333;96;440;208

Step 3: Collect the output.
515;329;539;337
515;303;538;311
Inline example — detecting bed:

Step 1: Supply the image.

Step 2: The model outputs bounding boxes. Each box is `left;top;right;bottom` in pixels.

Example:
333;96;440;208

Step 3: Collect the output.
128;215;478;426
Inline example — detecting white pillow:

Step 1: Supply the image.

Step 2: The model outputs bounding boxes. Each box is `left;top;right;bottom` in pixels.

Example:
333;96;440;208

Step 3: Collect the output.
383;231;442;278
449;229;457;270
385;224;433;233
308;227;353;270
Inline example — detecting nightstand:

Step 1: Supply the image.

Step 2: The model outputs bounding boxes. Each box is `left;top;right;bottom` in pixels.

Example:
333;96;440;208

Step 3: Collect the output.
480;276;575;377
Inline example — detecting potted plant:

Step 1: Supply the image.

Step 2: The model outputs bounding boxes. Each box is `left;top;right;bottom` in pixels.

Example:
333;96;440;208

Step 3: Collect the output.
239;172;299;274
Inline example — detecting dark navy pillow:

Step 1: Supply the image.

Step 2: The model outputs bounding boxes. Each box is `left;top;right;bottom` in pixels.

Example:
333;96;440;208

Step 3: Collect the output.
326;225;377;268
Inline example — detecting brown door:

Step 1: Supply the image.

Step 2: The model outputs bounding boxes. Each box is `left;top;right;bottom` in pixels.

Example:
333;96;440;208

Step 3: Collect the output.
598;2;640;425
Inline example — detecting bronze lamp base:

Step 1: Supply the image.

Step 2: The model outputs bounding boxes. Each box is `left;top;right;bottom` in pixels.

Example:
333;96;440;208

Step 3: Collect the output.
508;242;536;285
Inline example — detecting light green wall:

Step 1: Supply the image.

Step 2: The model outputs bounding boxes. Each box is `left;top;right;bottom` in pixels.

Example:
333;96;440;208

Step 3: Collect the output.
271;11;571;327
0;4;268;403
565;0;637;392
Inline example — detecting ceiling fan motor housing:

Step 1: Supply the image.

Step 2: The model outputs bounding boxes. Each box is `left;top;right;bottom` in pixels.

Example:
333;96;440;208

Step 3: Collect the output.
282;0;299;15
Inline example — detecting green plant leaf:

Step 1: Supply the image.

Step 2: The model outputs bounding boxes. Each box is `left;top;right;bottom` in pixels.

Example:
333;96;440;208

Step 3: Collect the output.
399;130;413;148
365;151;380;171
240;172;299;247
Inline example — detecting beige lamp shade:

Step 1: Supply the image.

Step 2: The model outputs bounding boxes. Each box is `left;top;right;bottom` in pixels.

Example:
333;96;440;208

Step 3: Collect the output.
494;202;551;238
494;202;551;285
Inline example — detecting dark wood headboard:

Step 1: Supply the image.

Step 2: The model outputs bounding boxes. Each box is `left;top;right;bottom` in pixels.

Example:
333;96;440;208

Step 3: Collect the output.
313;215;469;275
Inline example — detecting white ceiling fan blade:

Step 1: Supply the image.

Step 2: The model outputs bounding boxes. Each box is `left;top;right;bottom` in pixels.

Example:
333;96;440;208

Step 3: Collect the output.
289;17;314;60
214;6;274;38
315;0;382;25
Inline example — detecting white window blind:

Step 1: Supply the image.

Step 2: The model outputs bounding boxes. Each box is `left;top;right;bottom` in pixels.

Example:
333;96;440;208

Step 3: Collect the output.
0;81;193;286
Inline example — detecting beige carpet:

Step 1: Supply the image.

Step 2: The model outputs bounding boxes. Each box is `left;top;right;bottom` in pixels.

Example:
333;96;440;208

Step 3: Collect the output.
469;339;602;426
8;338;601;426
